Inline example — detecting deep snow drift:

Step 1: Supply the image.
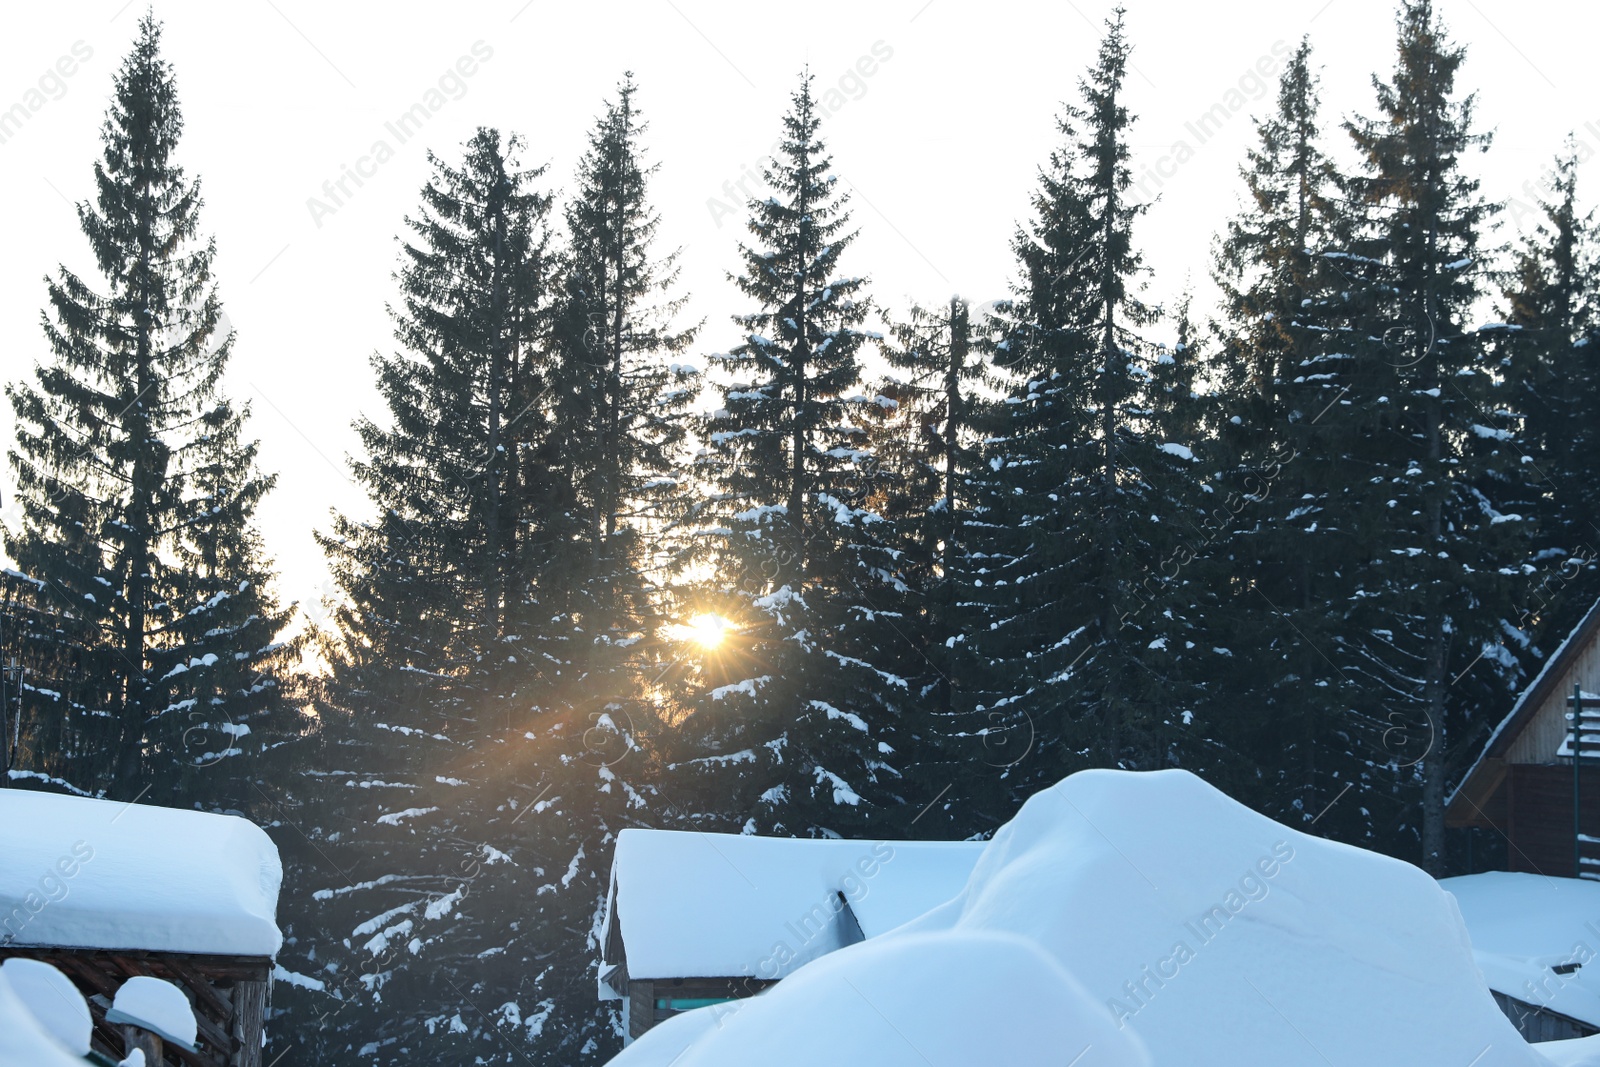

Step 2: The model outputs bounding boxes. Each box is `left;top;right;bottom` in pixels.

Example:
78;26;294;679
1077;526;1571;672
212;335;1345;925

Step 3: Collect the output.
0;790;282;956
609;768;1557;1066
0;968;90;1067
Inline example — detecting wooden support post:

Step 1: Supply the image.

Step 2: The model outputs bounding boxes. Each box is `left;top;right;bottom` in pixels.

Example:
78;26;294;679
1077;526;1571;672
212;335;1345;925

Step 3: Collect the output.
629;979;653;1041
122;1024;163;1065
231;980;267;1067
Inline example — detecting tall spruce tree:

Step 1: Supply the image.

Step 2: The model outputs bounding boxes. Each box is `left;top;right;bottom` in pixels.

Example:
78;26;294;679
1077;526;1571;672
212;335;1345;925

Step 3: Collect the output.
528;74;698;1062
1498;143;1600;583
289;103;692;1063
679;73;908;838
552;74;697;652
959;9;1218;825
875;297;998;827
285;128;577;1064
4;14;296;804
1340;0;1529;871
1206;38;1388;844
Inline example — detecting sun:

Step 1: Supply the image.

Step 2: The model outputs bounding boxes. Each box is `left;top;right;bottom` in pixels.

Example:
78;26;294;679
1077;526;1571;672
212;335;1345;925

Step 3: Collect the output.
675;613;733;650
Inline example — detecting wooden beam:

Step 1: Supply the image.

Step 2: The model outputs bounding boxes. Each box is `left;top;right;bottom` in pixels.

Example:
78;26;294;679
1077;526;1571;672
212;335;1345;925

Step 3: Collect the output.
84;998;128;1062
165;957;234;1030
163;1031;228;1067
121;1025;163;1066
1446;758;1507;828
0;946;271;982
47;952;120;999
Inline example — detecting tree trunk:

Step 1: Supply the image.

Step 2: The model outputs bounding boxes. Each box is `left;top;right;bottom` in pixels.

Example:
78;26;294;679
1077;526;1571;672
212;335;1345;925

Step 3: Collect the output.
603;161;627;638
116;225;157;789
1418;104;1448;875
788;149;810;585
484;175;508;636
938;298;968;718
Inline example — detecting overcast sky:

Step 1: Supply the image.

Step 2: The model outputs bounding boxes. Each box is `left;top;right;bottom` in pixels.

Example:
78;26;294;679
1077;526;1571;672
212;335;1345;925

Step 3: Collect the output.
2;0;1595;627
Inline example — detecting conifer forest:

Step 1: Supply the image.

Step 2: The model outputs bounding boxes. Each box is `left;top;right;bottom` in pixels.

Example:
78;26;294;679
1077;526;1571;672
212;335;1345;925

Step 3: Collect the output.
5;2;1600;1063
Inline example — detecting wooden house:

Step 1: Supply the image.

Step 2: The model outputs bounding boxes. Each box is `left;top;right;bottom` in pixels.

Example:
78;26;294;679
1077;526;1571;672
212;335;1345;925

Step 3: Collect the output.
0;789;281;1066
598;828;984;1041
1447;596;1600;879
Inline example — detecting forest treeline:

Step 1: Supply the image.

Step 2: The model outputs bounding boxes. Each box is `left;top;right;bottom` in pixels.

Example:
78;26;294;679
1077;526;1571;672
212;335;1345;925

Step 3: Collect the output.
5;4;1599;1062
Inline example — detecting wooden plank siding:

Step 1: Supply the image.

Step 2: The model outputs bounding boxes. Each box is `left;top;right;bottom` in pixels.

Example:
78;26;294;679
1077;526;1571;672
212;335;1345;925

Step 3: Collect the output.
628;979;653;1041
1499;765;1600;877
1507;631;1600;765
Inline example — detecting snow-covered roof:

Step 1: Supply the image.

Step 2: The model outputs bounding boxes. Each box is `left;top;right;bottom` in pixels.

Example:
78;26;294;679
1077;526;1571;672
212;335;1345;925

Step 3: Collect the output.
1443;871;1600;1030
0;790;282;957
611;769;1553;1067
602;828;984;981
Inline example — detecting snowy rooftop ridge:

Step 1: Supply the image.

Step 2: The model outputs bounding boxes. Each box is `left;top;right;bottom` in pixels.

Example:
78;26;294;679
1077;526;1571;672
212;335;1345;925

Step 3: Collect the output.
601;828;984;984
0;790;283;957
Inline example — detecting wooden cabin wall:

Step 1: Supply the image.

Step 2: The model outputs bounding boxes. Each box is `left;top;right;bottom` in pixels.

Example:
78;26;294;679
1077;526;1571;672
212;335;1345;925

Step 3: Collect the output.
1505;764;1600;877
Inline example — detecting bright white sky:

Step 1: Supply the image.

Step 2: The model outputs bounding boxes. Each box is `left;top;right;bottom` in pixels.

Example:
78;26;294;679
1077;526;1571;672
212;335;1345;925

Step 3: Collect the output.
1;0;1595;626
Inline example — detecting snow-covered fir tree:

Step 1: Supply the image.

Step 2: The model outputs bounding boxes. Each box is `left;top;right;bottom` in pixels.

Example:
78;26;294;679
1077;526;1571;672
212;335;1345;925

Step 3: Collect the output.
873;296;1004;833
1205;37;1387;846
958;9;1218;825
285;92;696;1061
1338;0;1531;872
284;127;574;1064
519;74;700;1062
1496;142;1600;596
3;14;297;805
678;73;909;838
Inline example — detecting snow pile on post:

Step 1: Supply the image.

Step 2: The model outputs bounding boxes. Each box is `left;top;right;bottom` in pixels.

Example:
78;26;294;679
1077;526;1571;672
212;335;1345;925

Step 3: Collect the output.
1443;872;1600;1030
608;769;1553;1066
603;830;983;982
0;790;282;956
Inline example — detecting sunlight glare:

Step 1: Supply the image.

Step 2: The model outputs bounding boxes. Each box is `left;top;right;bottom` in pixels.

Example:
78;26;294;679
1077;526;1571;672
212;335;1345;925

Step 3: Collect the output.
676;613;732;650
